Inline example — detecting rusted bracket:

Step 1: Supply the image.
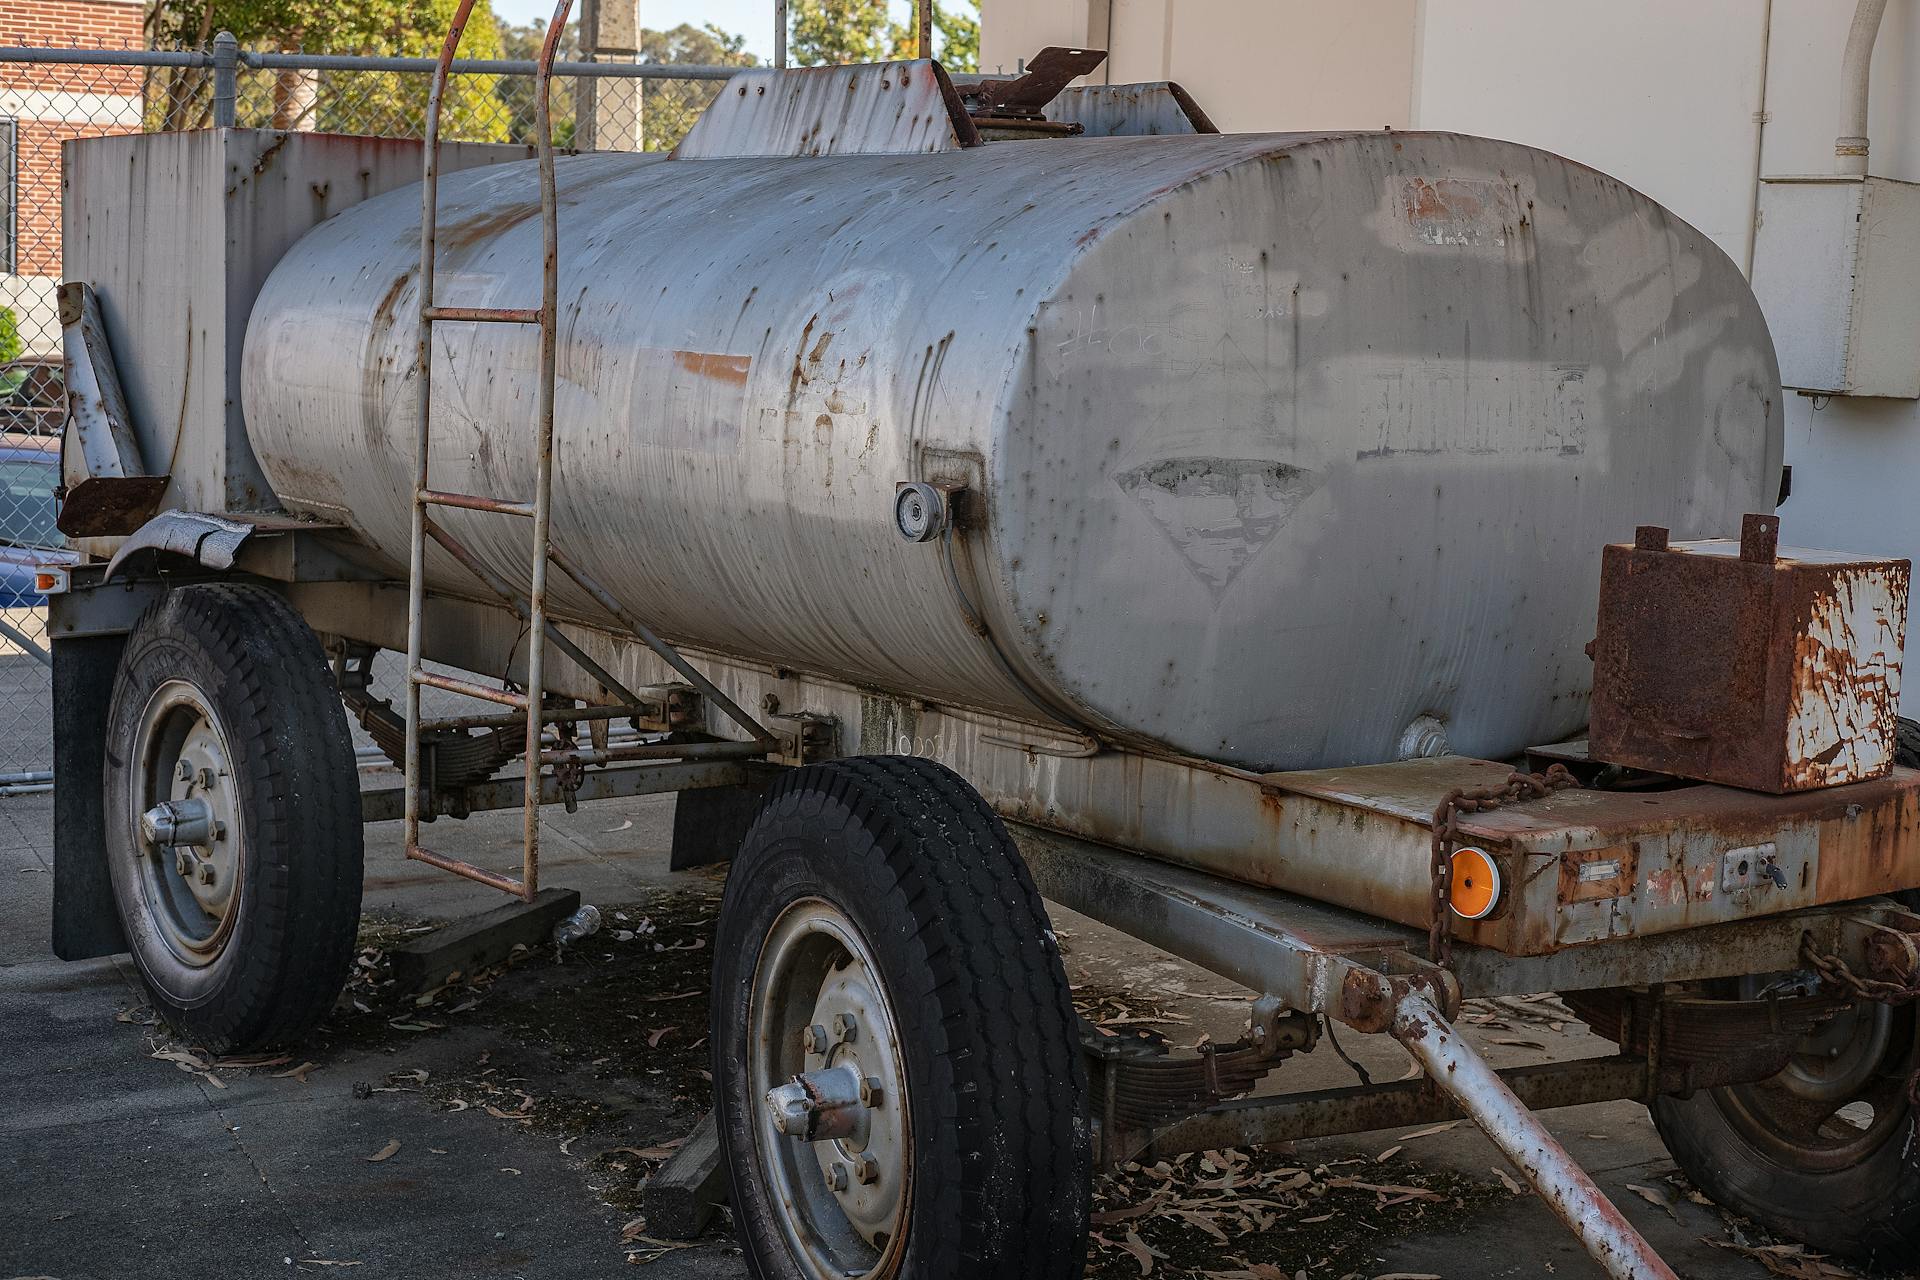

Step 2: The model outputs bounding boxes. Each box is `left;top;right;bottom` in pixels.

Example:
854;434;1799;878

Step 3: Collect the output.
768;711;837;766
955;46;1108;121
56;281;168;538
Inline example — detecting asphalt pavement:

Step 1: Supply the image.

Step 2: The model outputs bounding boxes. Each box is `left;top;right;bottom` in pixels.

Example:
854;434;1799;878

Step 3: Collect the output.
0;774;1792;1280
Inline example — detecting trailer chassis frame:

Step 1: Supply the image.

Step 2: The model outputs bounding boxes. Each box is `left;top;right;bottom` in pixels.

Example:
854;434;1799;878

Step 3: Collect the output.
48;565;1920;1280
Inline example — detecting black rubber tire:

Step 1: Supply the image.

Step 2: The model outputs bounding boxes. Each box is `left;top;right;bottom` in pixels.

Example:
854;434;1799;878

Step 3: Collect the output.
1896;718;1919;916
711;755;1090;1280
1650;1019;1920;1268
103;583;363;1052
1896;716;1920;770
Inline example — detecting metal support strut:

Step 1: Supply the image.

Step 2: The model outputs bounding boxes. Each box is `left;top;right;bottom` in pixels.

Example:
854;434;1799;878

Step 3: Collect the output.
1390;994;1679;1280
402;0;773;901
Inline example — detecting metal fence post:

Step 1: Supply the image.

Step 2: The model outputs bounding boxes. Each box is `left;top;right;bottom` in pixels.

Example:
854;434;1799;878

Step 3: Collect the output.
212;31;238;127
0;43;726;783
774;0;788;68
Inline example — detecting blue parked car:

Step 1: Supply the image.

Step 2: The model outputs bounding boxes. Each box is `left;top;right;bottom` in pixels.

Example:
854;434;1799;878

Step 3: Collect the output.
0;432;80;608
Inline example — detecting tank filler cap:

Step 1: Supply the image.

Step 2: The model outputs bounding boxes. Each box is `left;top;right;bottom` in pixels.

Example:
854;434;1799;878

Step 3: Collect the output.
1397;715;1452;761
894;482;947;543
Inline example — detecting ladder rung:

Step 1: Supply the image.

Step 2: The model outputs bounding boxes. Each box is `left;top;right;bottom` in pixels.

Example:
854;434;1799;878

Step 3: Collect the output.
422;304;541;324
419;488;535;518
411;670;528;709
406;844;528;898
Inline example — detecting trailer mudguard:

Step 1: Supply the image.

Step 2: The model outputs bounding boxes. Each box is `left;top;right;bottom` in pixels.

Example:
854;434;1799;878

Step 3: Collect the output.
50;632;129;960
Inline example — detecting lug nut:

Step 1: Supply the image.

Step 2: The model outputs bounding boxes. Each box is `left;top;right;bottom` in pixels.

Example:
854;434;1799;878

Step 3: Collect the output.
175;851;192;877
852;1153;880;1185
197;767;216;789
824;1161;849;1192
197;861;216;886
858;1076;883;1107
802;1024;829;1054
832;1012;858;1043
175;761;193;783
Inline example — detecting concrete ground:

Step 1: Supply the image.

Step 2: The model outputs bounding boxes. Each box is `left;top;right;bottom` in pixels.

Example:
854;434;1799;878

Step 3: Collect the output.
0;771;1828;1280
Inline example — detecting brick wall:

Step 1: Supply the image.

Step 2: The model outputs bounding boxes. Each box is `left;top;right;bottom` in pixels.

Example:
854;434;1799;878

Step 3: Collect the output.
0;0;142;57
0;0;144;352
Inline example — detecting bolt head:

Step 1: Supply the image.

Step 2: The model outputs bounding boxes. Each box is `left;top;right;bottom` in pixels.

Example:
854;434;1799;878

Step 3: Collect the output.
197;767;216;789
174;851;192;877
831;1012;858;1043
852;1152;880;1185
824;1161;849;1192
197;861;216;886
858;1076;882;1107
175;761;193;783
802;1024;829;1055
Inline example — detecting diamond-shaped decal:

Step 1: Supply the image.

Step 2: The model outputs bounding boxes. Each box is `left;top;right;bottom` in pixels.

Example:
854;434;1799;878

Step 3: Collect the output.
1115;457;1321;594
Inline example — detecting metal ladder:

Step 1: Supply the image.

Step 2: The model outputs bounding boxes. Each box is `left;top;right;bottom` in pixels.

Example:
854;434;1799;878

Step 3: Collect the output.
404;0;776;901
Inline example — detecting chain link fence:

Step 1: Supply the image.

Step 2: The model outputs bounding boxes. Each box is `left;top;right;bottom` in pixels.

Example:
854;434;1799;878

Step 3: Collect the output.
0;38;731;784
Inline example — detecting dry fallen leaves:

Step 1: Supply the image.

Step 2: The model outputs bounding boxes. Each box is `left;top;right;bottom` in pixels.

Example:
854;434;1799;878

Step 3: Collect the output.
1705;1239;1862;1279
366;1138;401;1163
1624;1183;1681;1223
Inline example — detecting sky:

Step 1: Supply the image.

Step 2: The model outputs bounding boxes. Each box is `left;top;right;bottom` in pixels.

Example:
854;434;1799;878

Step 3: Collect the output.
488;0;933;64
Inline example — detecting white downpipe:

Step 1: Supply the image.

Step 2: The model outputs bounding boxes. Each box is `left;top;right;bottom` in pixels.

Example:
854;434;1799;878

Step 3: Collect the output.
1837;0;1890;175
1743;0;1774;279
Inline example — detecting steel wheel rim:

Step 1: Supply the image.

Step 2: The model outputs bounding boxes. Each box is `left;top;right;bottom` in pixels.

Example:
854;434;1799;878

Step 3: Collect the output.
748;898;912;1280
1716;990;1916;1172
129;679;245;969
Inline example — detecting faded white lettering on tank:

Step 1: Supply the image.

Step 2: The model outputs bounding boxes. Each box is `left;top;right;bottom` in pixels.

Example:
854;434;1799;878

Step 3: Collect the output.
1336;356;1597;461
1367;175;1532;256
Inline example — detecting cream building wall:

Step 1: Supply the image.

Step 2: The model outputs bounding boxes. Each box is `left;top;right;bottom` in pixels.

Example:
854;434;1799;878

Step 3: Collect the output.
980;0;1920;715
980;0;1417;132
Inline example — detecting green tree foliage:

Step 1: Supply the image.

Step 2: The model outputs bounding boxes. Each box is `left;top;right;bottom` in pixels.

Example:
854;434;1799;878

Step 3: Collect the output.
496;17;579;146
0;310;20;367
495;18;755;151
789;0;978;71
790;0;890;66
145;0;506;139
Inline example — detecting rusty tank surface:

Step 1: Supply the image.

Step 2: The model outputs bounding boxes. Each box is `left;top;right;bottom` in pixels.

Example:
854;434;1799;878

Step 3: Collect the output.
240;127;1783;772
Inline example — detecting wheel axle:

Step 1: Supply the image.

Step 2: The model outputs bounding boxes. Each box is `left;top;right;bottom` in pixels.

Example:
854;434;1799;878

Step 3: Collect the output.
140;797;219;848
766;1064;869;1141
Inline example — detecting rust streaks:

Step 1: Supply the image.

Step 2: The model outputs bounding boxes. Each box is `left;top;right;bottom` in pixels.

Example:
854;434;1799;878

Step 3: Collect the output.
672;350;751;387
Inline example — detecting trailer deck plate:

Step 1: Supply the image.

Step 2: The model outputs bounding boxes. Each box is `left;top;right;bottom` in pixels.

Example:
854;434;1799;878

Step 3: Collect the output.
1265;758;1920;953
1015;819;1912;999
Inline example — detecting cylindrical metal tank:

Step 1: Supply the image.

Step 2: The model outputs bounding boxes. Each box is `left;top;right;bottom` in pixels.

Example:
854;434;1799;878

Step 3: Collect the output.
241;131;1782;772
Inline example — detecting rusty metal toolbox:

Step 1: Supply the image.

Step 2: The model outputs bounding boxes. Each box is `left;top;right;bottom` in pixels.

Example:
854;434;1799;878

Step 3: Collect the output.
1588;513;1910;793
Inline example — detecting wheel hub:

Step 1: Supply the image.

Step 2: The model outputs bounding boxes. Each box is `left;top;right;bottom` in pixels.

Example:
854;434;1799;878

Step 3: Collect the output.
1720;975;1916;1171
750;900;911;1279
131;681;243;966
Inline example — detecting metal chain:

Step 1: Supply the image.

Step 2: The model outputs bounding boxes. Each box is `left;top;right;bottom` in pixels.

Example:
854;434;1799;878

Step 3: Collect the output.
1797;933;1920;1006
1796;932;1920;1110
1429;763;1577;968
